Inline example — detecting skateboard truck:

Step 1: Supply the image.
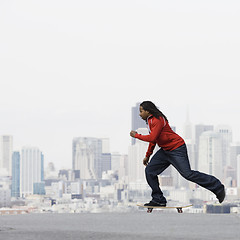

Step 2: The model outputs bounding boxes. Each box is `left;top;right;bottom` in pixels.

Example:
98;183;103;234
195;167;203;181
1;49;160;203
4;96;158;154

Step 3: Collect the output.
147;207;183;213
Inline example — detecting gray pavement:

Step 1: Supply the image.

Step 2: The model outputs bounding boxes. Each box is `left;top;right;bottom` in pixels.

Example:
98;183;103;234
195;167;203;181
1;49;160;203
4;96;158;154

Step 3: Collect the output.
0;212;240;240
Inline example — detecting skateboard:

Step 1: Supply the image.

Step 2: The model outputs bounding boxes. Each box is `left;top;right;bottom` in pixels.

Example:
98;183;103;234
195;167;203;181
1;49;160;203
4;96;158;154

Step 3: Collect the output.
137;204;193;213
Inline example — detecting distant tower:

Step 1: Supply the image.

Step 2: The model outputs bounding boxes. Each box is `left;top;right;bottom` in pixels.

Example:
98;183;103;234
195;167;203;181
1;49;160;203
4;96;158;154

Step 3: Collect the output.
237;155;240;188
195;125;214;151
20;147;43;197
131;102;146;145
183;106;192;140
41;153;44;182
215;125;232;168
183;107;195;172
111;152;121;173
128;128;149;182
101;138;111;174
198;131;223;180
101;153;111;173
101;138;110;153
195;124;214;170
11;151;20;197
72;137;102;179
118;154;128;181
0;135;13;176
230;144;240;170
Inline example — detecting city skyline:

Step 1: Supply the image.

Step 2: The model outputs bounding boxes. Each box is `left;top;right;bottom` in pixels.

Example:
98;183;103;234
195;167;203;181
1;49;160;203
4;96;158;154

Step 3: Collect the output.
1;119;240;173
0;116;240;170
1;1;240;170
1;112;240;213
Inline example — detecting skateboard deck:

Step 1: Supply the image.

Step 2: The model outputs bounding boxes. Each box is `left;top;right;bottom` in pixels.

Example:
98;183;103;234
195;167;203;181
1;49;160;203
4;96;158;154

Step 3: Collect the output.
137;204;193;213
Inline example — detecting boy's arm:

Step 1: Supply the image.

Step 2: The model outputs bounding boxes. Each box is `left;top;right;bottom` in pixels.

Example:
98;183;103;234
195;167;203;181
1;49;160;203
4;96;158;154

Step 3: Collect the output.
145;142;156;158
135;118;164;143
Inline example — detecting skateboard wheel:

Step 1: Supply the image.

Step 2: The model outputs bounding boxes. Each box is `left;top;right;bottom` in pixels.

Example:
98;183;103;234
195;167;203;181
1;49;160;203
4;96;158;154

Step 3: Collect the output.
147;208;153;213
177;208;183;213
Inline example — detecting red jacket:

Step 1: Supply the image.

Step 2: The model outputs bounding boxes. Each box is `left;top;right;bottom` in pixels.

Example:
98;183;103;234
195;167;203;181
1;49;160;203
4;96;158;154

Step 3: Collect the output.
134;115;185;157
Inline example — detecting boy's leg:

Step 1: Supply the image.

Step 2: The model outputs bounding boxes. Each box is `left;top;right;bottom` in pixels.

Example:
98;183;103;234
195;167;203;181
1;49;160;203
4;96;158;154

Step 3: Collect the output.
145;149;170;204
167;144;224;196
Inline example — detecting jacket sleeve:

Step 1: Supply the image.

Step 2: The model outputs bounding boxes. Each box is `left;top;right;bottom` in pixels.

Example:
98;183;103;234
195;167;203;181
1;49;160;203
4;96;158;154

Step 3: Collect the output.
135;118;164;143
145;142;156;158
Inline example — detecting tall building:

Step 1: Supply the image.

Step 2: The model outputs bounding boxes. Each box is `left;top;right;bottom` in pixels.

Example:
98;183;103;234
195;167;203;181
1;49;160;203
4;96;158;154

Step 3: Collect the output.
215;125;232;168
41;153;44;181
198;131;223;180
118;154;128;182
101;138;111;174
11;151;20;197
0;188;11;208
72;137;102;179
20;147;44;197
0;135;13;176
128;128;149;183
111;152;121;173
223;166;236;187
230;144;240;170
183;109;195;171
131;102;146;145
101;138;110;153
237;155;240;188
195;124;214;170
101;153;111;173
183;107;192;140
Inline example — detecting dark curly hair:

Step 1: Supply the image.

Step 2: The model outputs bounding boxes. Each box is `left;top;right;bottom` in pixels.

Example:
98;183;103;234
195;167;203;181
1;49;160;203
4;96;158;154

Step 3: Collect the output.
140;101;168;122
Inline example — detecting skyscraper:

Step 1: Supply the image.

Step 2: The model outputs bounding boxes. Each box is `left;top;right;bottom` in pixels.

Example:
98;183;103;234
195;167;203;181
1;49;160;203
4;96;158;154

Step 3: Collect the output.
101;138;110;153
183;107;192;140
0;135;13;176
111;152;121;173
41;153;44;182
183;108;195;176
101;138;111;174
101;153;111;173
195;124;214;170
20;147;43;197
11;151;20;197
215;125;232;168
128;128;149;183
131;102;146;145
118;154;128;182
237;155;240;188
230;144;240;170
198;131;223;180
72;137;102;179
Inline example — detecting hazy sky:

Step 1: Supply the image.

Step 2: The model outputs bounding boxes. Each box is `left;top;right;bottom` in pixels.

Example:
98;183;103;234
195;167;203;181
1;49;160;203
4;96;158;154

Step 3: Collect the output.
0;1;240;170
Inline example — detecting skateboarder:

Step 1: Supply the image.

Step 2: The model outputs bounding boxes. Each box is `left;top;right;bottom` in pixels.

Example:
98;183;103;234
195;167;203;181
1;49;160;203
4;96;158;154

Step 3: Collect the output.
130;101;225;207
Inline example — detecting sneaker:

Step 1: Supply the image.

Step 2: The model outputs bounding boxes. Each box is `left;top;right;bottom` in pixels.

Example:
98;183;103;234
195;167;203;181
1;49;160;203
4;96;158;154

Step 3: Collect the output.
216;187;225;203
144;200;166;207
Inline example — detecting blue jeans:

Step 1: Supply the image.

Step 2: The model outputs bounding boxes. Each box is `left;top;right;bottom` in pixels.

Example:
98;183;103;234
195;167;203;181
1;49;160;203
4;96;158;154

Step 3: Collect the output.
145;144;224;204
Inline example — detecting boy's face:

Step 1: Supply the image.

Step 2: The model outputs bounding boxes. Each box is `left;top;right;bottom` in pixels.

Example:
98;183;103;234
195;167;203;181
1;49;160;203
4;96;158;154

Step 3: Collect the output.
139;106;150;120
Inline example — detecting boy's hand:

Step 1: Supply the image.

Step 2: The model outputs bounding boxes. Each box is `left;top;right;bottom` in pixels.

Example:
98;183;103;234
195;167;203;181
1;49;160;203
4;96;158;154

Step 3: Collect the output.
130;130;137;137
143;157;150;166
